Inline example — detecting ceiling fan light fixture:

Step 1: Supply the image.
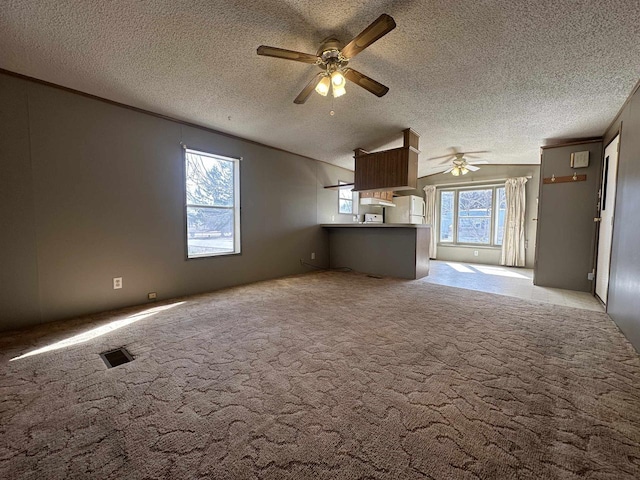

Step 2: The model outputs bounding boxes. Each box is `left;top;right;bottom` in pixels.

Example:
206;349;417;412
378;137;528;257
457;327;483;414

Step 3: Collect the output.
451;166;460;176
332;84;346;98
460;166;469;175
315;76;331;96
331;70;346;89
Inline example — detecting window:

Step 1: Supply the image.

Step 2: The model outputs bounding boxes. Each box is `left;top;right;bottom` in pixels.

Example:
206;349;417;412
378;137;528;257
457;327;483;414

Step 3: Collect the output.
185;148;240;258
438;185;506;247
338;181;354;214
439;191;454;243
458;189;493;244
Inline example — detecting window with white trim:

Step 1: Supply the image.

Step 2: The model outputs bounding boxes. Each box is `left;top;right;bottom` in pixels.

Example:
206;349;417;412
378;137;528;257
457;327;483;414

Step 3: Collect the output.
185;148;240;258
439;185;506;246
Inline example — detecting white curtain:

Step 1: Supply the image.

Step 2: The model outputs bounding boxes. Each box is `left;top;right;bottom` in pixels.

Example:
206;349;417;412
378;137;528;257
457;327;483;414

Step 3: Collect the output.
423;185;437;259
500;177;528;267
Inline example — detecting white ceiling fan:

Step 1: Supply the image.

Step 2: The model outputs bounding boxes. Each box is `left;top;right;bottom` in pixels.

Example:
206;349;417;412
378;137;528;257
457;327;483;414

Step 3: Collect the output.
428;151;489;176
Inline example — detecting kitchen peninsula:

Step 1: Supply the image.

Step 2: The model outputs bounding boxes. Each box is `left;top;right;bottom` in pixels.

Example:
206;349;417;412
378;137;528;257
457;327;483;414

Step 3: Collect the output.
321;224;431;279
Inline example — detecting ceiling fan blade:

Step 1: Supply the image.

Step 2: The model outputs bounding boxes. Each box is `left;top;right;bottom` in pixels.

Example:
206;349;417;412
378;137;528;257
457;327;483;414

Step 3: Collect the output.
466;165;481;172
294;73;324;104
463;151;490;158
343;68;389;97
443;167;454;174
257;46;319;64
467;160;489;165
428;153;457;161
340;14;396;59
423;171;450;178
438;157;457;165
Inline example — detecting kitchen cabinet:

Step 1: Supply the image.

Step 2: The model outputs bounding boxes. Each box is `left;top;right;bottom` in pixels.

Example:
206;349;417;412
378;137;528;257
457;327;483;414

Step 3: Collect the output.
353;129;420;192
359;191;394;201
359;190;395;207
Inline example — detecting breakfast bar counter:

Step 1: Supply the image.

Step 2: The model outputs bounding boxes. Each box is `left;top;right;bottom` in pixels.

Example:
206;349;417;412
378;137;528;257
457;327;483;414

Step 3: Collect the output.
321;224;431;279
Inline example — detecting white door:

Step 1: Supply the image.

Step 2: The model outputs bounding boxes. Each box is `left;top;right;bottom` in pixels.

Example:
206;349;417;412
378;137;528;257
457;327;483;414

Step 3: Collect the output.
595;135;619;304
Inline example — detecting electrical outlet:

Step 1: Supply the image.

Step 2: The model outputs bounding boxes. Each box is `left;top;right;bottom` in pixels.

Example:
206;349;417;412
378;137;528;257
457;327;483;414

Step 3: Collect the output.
148;292;157;300
113;277;122;289
587;272;595;281
311;252;315;260
331;215;335;222
473;250;479;257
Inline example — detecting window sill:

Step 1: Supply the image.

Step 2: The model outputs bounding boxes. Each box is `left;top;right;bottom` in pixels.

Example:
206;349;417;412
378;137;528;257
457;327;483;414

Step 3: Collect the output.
186;251;242;260
437;244;502;250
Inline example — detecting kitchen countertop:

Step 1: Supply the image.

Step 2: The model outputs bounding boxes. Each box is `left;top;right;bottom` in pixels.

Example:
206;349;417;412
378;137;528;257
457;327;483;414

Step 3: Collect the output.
321;223;431;228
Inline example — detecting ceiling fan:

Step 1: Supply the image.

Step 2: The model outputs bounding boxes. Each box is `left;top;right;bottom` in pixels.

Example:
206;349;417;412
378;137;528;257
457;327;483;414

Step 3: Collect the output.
428;151;490;176
257;14;396;104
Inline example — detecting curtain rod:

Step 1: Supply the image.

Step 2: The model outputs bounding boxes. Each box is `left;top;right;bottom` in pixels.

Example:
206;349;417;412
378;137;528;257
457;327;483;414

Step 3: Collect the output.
426;176;532;189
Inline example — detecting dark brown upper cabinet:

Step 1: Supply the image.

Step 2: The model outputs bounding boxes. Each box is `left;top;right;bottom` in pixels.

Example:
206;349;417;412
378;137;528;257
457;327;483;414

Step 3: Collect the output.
353;129;420;192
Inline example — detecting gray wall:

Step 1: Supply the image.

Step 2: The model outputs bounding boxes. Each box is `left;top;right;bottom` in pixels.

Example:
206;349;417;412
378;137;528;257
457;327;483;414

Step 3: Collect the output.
603;83;640;351
316;166;356;224
315;168;388;222
0;75;41;325
326;227;428;279
534;141;602;291
0;72;352;331
417;165;540;268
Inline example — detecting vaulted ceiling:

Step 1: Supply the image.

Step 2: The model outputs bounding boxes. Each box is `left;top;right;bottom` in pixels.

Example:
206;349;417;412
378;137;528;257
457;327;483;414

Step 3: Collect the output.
2;1;639;176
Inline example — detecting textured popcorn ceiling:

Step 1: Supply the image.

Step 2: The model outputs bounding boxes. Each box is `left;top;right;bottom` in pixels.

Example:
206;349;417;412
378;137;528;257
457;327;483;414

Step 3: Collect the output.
1;1;639;176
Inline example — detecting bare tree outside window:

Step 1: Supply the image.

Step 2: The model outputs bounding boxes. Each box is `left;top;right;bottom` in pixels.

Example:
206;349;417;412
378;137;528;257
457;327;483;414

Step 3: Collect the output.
439;191;454;242
185;149;240;258
438;186;505;246
338;181;354;214
458;189;493;244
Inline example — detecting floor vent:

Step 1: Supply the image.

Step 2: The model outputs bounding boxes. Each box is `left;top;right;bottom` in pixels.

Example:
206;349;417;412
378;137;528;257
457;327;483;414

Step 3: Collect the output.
100;347;133;368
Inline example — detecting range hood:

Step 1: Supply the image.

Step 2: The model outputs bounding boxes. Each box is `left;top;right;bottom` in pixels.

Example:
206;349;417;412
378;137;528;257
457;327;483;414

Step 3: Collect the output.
360;197;396;207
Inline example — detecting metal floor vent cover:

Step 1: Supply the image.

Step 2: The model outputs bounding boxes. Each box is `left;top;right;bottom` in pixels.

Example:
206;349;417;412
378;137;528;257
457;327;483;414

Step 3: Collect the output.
100;347;133;368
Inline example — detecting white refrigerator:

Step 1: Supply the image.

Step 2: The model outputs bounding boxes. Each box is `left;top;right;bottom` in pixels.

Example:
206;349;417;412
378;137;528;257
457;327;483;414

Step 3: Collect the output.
386;195;425;224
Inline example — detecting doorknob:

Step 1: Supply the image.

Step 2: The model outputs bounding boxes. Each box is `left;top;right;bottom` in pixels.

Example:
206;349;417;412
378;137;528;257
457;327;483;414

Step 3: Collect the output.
594;217;602;222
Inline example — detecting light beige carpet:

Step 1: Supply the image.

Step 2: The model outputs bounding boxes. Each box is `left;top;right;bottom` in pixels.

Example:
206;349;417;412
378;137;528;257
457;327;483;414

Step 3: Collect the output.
1;271;639;479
